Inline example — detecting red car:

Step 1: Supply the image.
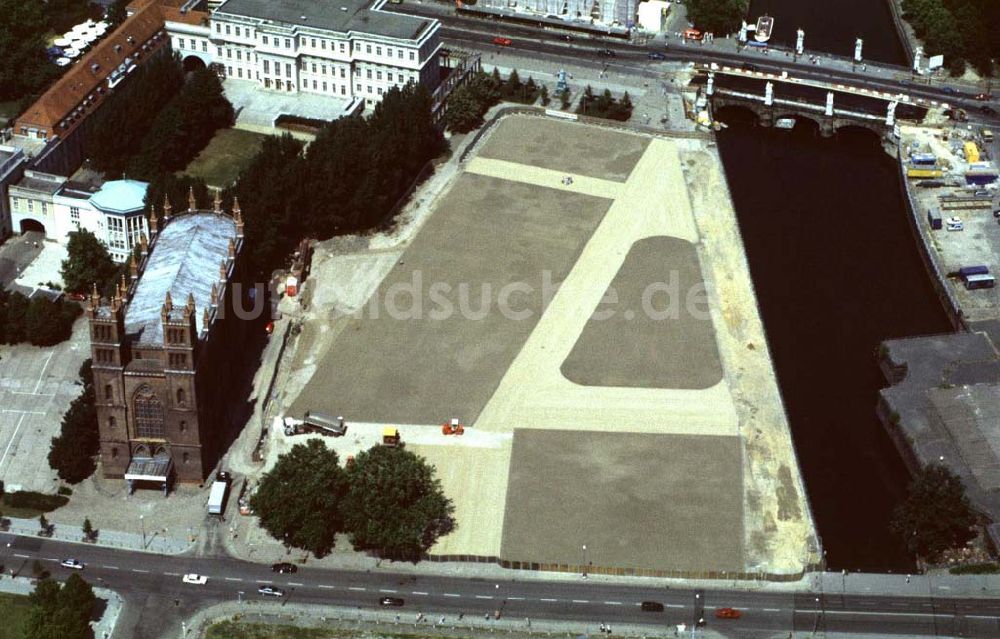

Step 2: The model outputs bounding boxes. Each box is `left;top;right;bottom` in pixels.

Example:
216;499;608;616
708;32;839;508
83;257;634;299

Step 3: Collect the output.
975;93;992;101
493;36;512;46
714;607;741;619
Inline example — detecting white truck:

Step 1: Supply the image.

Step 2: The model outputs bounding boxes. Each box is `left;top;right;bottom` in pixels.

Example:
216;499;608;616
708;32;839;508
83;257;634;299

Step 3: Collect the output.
207;479;228;515
282;412;347;437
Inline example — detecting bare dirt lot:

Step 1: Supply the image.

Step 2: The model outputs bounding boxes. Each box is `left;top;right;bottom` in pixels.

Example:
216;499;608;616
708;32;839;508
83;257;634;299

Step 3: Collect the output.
476;116;649;182
560;236;724;389
501;429;743;573
289;173;612;425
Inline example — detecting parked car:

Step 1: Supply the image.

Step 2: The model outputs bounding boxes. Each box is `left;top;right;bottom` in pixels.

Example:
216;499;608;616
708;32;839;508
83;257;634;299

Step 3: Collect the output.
981;106;998;116
60;559;84;570
647;51;666;60
379;597;405;607
493;36;512;46
271;562;297;574
976;93;992;101
182;574;209;585
640;601;665;612
597;48;616;57
946;216;964;231
943;87;956;95
715;607;742;619
258;585;286;597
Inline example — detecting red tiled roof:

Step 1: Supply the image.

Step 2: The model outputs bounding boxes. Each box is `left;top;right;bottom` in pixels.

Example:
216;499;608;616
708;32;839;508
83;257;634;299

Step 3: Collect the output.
14;0;167;138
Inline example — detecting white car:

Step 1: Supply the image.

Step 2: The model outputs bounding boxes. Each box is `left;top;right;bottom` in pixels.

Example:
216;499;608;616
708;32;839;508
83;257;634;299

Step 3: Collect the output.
59;559;84;570
257;585;285;597
946;216;964;231
182;573;209;585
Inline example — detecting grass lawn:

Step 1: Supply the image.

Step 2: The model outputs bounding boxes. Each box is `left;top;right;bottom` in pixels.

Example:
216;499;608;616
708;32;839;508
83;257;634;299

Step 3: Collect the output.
0;593;33;639
181;128;269;188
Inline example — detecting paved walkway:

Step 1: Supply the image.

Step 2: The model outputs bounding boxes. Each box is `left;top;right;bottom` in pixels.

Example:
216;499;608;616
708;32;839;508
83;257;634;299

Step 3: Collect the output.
4;515;191;555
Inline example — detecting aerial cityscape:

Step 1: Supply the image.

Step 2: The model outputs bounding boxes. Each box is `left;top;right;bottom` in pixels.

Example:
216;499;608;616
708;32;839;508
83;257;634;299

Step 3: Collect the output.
0;0;999;637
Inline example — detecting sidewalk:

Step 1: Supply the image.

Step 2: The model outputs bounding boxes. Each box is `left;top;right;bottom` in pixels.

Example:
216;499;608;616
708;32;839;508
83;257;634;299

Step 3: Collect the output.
0;575;124;639
4;515;191;555
184;600;711;639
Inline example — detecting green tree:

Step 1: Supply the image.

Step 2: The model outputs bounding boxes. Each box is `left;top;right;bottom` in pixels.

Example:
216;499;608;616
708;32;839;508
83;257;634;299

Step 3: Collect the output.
26;296;80;347
442;84;485;133
685;0;748;36
82;518;94;541
49;360;98;483
105;0;129;26
61;230;119;295
249;439;348;556
891;464;977;559
25;574;96;639
38;514;48;534
0;0;58;102
540;85;550;106
342;446;455;562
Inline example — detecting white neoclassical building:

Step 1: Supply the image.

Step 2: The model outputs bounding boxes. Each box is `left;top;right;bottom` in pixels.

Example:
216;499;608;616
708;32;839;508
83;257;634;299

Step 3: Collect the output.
9;172;149;263
166;0;442;109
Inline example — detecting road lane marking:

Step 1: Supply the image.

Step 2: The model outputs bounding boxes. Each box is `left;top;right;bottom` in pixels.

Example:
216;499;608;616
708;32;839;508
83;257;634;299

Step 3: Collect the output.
103;566;119;570
0;414;27;473
666;604;684;609
33;352;53;394
826;610;937;618
540;598;558;603
763;608;781;612
379;589;397;593
444;593;461;598
132;569;149;573
288;582;304;586
604;602;622;606
44;558;60;562
225;578;242;582
165;572;180;576
412;591;428;596
475;595;494;600
348;587;366;592
319;585;335;590
13;554;28;559
509;597;525;601
572;600;589;604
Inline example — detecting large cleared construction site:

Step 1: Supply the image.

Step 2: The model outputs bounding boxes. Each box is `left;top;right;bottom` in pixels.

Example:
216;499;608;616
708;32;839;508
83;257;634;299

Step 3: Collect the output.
279;114;819;578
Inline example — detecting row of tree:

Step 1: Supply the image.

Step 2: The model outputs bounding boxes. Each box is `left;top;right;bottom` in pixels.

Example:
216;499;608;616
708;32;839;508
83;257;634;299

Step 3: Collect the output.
901;0;1000;76
442;69;540;133
0;289;81;347
144;83;443;277
48;360;100;484
577;85;634;121
251;440;455;561
85;54;233;179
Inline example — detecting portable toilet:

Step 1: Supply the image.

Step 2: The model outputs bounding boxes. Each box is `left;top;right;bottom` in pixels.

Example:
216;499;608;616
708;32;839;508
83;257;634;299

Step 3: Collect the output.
964;141;980;163
927;209;942;230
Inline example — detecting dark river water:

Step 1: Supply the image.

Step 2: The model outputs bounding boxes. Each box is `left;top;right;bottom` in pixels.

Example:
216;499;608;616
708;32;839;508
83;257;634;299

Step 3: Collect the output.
748;0;907;65
716;113;952;571
719;0;943;572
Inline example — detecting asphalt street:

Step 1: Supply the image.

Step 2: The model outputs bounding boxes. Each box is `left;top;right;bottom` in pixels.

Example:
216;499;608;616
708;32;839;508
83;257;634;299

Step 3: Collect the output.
400;4;1000;121
3;533;1000;637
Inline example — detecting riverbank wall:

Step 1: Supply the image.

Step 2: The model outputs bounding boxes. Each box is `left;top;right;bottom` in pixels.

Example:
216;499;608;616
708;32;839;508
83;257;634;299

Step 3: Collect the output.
885;0;917;66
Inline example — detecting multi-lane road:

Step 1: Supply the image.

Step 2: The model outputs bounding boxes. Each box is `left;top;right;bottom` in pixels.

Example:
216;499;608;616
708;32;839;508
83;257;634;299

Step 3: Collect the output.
4;532;1000;637
398;3;1000;120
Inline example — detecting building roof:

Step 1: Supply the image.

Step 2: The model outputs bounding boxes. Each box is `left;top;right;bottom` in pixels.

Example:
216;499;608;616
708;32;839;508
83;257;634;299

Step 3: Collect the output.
215;0;433;41
125;212;237;345
157;0;210;25
11;172;66;195
90;179;149;214
14;0;167;137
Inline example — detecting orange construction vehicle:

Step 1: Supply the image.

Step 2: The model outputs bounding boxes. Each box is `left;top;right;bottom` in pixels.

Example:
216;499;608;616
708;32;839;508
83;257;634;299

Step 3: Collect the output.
442;418;465;435
382;427;401;447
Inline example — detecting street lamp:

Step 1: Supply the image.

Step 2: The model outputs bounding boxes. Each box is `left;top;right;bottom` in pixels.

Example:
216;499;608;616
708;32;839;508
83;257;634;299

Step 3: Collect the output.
139;515;146;549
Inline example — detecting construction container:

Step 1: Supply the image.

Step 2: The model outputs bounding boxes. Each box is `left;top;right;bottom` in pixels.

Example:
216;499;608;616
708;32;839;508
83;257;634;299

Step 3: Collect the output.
964;141;981;163
908;168;944;179
984;129;994;143
910;152;938;166
927;209;942;230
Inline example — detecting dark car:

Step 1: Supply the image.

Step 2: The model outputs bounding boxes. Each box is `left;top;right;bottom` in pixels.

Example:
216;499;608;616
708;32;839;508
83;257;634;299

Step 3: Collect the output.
942;87;956;95
640;601;664;612
561;34;573;42
216;471;231;483
981;105;998;116
380;597;405;607
597;48;616;57
744;64;759;72
271;562;297;574
647;51;666;61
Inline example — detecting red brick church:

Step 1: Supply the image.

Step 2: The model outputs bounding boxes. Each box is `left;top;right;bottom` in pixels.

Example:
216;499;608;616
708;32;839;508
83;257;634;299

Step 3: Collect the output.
87;191;248;492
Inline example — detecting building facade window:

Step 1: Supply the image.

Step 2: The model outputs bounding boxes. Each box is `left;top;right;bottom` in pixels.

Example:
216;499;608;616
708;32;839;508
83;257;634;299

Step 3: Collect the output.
111;447;118;459
134;386;165;438
262;35;268;45
225;25;231;35
176;388;186;406
108;416;116;429
284;38;291;48
104;384;113;401
70;207;80;228
179;420;186;433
